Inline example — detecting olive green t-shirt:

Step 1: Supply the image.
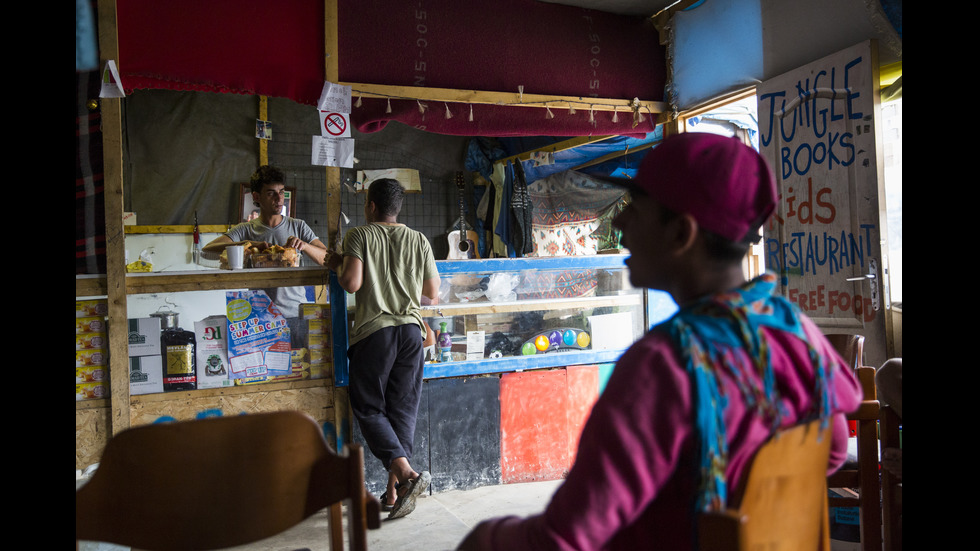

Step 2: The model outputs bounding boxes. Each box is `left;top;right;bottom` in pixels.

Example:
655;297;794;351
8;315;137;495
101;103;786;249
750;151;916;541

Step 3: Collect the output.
342;223;438;346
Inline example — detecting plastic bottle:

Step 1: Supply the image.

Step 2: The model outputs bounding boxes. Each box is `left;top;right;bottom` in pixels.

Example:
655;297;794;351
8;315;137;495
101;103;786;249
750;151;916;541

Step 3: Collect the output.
437;322;452;363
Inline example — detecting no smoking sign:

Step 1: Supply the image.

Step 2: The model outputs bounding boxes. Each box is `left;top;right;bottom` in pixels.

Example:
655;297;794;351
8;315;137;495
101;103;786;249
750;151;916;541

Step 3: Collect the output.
318;111;351;138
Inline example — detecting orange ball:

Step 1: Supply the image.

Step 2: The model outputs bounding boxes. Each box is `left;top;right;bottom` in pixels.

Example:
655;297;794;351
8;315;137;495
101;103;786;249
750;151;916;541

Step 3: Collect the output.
535;334;550;351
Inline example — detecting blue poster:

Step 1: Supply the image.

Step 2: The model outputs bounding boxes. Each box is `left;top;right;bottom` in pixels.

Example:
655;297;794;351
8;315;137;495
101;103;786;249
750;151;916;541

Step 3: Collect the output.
225;290;292;379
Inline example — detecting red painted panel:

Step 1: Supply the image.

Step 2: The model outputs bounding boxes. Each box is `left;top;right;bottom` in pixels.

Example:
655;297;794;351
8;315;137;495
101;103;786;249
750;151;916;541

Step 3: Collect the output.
565;365;600;465
499;370;569;483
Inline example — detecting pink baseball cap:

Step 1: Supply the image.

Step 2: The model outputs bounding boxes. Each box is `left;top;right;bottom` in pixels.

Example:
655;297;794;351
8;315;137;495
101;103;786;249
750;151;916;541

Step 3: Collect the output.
627;133;776;243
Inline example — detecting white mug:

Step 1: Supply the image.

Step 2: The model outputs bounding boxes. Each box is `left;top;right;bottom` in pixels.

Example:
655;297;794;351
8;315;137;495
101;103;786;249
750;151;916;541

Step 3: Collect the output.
226;245;245;270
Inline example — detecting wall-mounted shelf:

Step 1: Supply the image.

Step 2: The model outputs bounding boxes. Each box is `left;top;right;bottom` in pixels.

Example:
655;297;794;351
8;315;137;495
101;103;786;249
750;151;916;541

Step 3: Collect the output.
75;267;330;296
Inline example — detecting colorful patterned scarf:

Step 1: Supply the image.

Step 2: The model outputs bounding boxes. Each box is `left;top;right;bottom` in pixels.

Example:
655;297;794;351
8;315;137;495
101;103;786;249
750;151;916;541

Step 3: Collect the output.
666;272;834;513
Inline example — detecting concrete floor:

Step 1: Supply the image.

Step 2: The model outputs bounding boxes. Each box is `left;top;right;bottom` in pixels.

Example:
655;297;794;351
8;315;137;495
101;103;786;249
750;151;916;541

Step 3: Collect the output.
220;479;563;551
78;475;561;551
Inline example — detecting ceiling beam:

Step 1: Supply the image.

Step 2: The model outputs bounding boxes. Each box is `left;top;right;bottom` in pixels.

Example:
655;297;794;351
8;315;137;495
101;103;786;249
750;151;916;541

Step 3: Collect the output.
341;81;668;118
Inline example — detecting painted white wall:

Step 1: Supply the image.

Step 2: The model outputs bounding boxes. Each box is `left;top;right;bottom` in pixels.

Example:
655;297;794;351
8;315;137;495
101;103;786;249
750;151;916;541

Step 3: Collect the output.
125;232;242;328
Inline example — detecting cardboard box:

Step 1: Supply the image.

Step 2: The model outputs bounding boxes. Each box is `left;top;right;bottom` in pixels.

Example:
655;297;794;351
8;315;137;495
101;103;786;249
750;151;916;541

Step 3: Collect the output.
128;317;162;357
76;299;108;318
307;332;330;350
76;332;107;351
195;315;233;389
76;381;109;401
76;365;106;384
828;488;861;551
129;355;163;395
76;349;107;367
76;316;107;334
300;303;331;320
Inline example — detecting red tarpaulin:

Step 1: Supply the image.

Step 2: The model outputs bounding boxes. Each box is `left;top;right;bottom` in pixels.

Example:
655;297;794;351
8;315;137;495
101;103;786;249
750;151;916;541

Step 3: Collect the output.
116;0;665;136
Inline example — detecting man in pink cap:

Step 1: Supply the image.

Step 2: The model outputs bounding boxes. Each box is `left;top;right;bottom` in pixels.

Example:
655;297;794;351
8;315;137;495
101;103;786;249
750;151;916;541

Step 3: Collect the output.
458;133;863;550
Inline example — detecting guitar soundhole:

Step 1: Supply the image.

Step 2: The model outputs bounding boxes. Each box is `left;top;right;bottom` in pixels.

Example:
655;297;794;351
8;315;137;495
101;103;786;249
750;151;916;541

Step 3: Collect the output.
458;239;469;252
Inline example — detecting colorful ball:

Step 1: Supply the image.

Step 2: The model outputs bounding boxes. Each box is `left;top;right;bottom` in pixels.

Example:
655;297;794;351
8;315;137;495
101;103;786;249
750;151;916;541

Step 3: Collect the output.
535;335;550;351
522;342;537;355
577;331;591;348
563;330;576;346
549;330;562;347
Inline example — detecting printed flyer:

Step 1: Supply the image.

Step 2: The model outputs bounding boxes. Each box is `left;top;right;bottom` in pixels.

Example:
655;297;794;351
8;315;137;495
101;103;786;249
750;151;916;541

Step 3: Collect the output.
225;290;292;379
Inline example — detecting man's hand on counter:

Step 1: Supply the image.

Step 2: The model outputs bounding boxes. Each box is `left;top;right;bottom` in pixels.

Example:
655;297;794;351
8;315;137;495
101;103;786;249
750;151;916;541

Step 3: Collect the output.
286;235;328;266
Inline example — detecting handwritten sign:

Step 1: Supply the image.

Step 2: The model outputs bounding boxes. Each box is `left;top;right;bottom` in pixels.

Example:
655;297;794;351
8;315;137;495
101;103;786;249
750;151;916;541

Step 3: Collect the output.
758;41;884;326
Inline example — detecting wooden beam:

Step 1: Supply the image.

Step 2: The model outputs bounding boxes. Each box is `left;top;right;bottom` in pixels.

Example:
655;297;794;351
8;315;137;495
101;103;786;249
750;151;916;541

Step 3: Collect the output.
125;224;232;234
571;140;659;172
98;0;131;435
495;135;615;166
342;81;667;115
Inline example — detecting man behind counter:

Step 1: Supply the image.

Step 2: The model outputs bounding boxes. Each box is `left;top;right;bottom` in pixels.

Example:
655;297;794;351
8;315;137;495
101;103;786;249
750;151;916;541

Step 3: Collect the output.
205;165;327;346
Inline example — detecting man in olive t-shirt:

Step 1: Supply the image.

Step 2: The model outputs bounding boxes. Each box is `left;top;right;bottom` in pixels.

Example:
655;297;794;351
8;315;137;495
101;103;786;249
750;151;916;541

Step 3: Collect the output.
325;178;440;520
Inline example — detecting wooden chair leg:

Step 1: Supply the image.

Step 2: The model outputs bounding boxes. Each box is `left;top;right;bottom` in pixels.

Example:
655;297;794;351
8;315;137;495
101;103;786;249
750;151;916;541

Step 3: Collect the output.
880;406;902;551
329;502;344;551
856;417;882;551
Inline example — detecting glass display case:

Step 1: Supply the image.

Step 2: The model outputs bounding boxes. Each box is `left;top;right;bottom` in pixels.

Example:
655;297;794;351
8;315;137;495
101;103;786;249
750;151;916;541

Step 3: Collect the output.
331;254;678;382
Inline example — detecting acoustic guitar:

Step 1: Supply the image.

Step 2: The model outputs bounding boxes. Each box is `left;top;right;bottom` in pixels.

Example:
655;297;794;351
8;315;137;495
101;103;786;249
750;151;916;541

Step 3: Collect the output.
447;171;480;259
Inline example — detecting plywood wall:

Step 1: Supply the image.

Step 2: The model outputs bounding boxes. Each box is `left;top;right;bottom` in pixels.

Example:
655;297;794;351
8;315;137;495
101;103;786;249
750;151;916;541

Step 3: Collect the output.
75;385;336;471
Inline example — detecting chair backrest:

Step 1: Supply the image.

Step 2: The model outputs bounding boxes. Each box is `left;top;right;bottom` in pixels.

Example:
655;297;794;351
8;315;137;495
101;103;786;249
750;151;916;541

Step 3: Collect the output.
75;411;378;551
699;419;832;551
825;333;864;371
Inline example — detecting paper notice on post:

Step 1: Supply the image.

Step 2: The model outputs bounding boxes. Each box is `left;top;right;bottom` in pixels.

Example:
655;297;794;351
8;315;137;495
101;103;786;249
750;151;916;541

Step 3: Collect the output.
100;60;125;98
312;136;355;168
356;169;422;192
317;81;352;113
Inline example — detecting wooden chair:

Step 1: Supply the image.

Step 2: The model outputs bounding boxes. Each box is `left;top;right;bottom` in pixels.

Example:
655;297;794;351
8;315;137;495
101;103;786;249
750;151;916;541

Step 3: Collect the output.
825;333;882;551
699;419;832;551
879;404;902;551
75;411;381;551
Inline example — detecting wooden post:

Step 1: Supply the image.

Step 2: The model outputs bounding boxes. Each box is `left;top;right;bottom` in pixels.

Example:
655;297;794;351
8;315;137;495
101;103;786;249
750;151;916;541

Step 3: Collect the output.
324;1;342;250
98;0;131;435
324;0;351;451
259;95;269;166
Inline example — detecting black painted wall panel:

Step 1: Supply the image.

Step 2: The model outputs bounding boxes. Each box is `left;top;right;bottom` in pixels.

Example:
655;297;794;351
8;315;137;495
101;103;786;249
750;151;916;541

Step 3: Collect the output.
353;375;502;498
427;376;502;493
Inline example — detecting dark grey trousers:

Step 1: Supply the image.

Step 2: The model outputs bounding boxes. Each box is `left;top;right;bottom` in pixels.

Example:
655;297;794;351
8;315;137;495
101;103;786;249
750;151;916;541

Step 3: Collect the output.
348;324;424;470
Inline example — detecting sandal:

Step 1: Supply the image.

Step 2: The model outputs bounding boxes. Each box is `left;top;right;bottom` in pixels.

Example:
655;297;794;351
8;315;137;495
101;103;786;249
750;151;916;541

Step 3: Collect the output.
379;490;394;512
388;471;431;520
